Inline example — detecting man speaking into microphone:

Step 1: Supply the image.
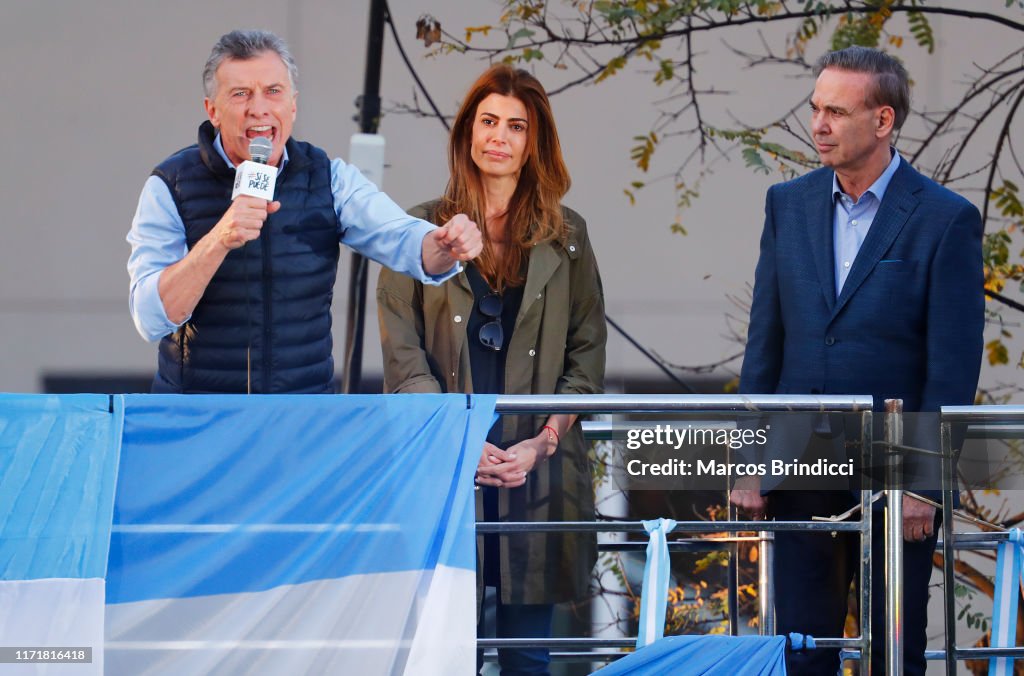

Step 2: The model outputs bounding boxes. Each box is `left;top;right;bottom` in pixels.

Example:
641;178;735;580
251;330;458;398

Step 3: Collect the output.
127;30;482;394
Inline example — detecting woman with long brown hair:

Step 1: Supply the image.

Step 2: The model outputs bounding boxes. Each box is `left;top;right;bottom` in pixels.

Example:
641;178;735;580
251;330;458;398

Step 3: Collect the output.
377;64;606;675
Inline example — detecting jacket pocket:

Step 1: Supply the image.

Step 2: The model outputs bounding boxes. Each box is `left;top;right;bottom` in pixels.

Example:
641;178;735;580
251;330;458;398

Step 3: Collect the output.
871;259;917;280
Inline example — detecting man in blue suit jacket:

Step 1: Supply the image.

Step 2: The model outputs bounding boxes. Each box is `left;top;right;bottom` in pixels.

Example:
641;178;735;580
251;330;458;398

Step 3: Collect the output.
732;47;984;675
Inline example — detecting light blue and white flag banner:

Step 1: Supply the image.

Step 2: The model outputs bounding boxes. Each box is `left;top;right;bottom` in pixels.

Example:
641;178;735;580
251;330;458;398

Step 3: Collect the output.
989;528;1024;676
105;394;495;676
0;394;123;675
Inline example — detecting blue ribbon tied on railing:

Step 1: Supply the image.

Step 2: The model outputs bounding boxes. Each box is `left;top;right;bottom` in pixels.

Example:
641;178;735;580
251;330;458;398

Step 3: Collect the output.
990;528;1024;676
788;632;816;651
637;518;678;649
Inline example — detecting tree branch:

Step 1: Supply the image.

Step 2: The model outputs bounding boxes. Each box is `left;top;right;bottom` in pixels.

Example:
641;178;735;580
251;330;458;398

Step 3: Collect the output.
436;5;1023;55
982;86;1024;226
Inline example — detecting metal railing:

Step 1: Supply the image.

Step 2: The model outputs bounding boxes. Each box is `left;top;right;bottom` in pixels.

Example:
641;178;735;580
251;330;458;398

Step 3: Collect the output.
940;406;1024;675
480;394;877;671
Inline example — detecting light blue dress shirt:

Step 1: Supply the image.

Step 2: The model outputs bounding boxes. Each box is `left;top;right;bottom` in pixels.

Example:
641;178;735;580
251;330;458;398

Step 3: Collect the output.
832;148;901;295
127;134;457;341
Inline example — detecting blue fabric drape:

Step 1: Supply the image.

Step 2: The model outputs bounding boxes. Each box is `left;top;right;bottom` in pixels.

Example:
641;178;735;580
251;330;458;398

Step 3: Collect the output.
0;394;122;580
107;394;495;602
595;635;787;675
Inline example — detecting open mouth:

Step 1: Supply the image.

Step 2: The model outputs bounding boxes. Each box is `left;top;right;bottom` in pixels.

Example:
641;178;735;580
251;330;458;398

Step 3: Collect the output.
246;125;275;141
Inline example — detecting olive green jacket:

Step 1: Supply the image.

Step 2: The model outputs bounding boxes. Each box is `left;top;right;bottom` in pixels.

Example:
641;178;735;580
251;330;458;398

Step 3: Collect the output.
376;200;606;604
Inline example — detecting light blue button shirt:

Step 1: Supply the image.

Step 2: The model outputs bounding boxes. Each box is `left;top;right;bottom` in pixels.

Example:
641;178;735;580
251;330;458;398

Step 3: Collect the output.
127;134;458;341
833;148;901;295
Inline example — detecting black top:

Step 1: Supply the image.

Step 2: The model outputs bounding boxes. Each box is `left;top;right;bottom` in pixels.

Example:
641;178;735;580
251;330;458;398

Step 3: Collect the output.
465;263;525;412
466;263;526;588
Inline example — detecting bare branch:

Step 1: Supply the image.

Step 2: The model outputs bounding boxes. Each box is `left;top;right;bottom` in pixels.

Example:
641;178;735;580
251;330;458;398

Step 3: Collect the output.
982;86;1024;225
909;65;1024;167
938;80;1022;184
432;5;1024;56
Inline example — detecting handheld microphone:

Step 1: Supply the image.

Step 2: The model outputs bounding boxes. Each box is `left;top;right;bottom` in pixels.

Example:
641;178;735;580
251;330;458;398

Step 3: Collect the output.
232;137;278;201
249;136;272;164
237;136;277;395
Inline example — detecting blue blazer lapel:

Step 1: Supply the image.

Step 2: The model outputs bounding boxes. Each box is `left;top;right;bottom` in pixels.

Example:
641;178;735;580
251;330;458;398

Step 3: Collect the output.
804;170;837;313
833;161;922;318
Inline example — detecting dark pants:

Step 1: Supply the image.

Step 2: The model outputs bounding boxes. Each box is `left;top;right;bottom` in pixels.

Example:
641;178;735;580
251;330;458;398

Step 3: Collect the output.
477;591;554;676
770;490;938;676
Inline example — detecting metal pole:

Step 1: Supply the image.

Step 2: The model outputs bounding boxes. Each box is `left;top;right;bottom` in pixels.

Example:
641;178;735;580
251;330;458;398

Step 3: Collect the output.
726;443;739;636
342;0;387;393
727;539;739;635
885;399;905;676
940;419;957;676
493;393;873;414
758;530;775;635
860;409;873;674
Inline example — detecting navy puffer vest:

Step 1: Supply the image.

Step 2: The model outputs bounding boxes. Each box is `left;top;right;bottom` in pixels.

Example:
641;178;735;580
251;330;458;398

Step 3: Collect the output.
152;121;339;393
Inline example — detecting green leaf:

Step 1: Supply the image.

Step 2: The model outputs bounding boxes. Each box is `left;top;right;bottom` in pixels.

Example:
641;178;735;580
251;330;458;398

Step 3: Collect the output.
522;47;544;62
742;147;771;175
758;141;814;165
676;182;701;210
831;13;882;50
629;132;659;172
596;55;629;84
907;11;935;54
654;59;675;85
706;126;764;143
595;2;639;25
991;180;1024;219
983;231;1011;266
798;16;819;42
707;0;745;15
506;27;535;48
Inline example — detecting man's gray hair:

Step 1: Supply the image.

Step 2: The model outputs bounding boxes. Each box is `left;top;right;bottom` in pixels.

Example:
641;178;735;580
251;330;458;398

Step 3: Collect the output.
814;46;910;130
203;30;298;98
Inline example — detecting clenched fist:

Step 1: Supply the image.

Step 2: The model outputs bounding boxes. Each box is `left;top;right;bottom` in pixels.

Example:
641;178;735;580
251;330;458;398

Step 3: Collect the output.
421;213;483;275
214;196;281;250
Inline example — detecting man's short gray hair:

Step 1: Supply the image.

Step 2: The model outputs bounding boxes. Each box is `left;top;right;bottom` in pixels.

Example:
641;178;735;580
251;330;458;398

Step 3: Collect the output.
203;30;298;98
814;46;910;130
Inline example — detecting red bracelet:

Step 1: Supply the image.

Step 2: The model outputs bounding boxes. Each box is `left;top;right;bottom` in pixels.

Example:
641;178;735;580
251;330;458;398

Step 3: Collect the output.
542;425;560;444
